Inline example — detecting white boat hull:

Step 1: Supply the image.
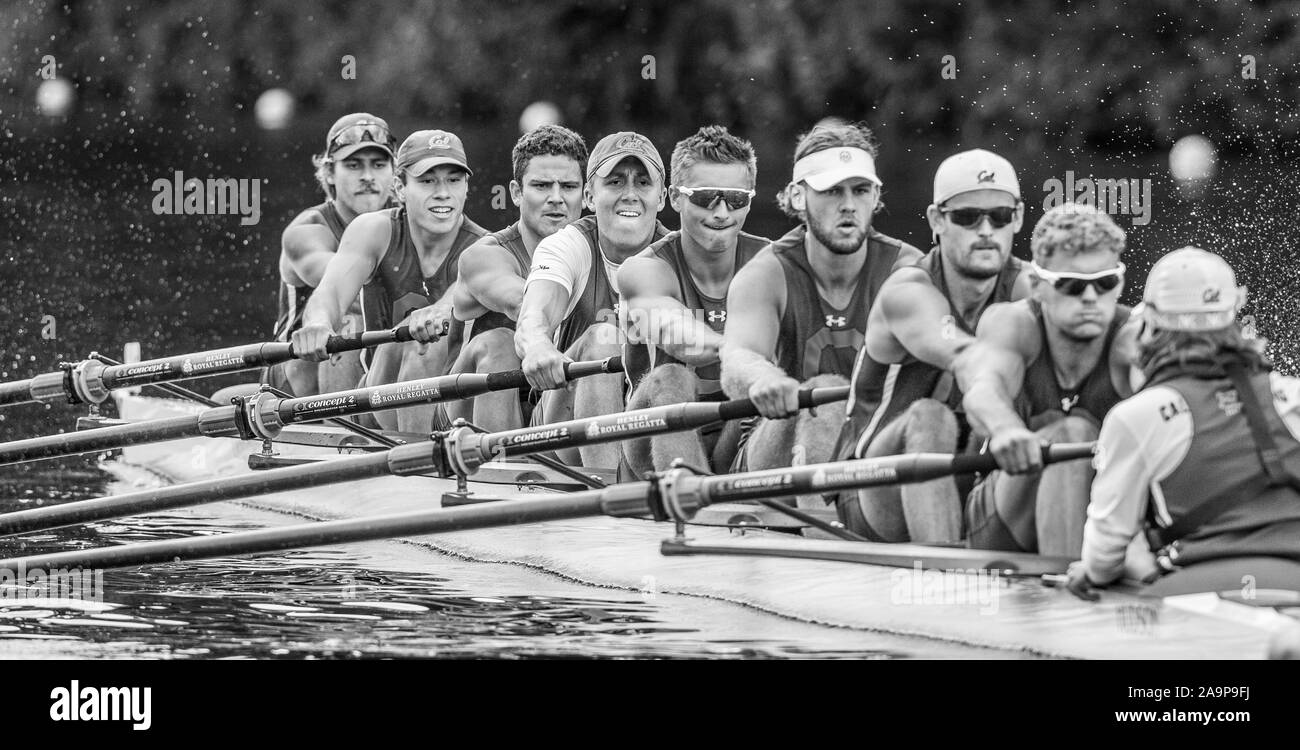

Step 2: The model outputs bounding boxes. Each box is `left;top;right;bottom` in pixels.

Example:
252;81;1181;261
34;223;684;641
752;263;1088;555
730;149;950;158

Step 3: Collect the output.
103;394;1297;659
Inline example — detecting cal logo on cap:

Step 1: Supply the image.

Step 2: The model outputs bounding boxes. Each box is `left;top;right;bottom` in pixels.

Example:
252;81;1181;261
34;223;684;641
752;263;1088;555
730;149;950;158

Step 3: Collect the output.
616;134;646;152
978;169;996;183
428;133;452;149
1202;287;1221;303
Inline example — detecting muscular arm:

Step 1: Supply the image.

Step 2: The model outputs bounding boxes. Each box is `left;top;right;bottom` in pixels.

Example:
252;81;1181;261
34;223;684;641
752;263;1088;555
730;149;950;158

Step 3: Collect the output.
865;268;974;366
300;211;388;332
281;224;339;288
720;252;792;409
953;302;1040;439
456;238;526;322
618;255;721;366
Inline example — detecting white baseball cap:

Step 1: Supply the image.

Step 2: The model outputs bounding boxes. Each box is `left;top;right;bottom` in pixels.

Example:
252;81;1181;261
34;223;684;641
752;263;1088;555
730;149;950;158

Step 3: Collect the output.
1142;247;1245;331
933;149;1020;206
792;147;881;191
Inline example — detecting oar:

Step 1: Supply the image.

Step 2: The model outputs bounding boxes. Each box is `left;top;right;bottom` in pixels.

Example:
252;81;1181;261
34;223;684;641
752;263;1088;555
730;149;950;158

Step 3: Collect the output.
0;358;621;467
0;327;412;407
0;386;848;536
0;442;1090;572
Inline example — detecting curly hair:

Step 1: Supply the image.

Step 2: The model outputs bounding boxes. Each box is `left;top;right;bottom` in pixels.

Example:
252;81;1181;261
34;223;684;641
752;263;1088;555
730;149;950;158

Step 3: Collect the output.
670;125;757;186
512;125;588;185
1030;203;1126;266
1139;325;1271;382
778;119;882;219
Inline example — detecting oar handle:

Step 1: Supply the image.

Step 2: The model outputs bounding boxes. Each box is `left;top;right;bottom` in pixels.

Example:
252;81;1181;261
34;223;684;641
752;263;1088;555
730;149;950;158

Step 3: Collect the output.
716;385;850;421
289;327;412;358
949;441;1096;475
483;357;624;392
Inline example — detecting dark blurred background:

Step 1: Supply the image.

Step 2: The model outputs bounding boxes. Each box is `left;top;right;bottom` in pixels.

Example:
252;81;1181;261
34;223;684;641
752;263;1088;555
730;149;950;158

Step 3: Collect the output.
1;0;1297;442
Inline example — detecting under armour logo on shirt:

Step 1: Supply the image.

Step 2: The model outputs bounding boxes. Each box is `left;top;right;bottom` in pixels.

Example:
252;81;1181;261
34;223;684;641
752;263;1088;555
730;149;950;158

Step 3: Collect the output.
825;315;847;327
707;310;726;323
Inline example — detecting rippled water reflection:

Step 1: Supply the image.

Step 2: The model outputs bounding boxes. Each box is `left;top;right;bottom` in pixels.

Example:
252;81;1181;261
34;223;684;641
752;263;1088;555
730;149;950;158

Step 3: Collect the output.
0;464;1028;659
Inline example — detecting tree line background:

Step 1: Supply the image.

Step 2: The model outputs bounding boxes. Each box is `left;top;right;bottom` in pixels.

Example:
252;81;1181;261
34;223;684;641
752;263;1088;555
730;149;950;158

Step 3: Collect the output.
3;0;1298;156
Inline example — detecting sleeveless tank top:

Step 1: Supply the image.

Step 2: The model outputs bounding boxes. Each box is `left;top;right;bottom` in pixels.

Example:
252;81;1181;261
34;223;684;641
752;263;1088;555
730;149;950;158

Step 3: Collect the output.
1019;302;1130;426
844;247;1022;456
772;225;915;381
274;200;348;341
622;230;768;398
467;222;532;340
360;206;487;332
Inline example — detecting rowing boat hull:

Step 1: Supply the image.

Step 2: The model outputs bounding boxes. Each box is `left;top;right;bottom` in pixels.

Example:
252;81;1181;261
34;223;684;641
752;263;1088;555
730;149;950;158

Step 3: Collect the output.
103;394;1297;659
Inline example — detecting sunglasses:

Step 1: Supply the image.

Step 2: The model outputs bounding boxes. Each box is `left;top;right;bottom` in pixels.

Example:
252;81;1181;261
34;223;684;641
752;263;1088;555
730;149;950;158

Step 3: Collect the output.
1031;262;1126;296
676;186;755;210
941;206;1017;229
328;121;395;156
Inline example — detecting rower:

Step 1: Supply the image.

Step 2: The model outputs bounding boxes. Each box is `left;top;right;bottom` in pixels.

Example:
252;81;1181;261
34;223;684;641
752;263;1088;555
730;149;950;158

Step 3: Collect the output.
1066;247;1300;599
448;125;588;431
514;131;670;468
617;126;770;477
292;129;488;432
720;119;922;508
955;203;1139;557
835;149;1030;543
229;113;395;400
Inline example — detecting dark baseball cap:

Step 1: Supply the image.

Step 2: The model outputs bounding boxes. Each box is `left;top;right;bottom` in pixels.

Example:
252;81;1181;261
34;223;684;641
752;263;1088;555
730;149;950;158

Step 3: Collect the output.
397;129;472;177
325;113;395;161
587;131;664;181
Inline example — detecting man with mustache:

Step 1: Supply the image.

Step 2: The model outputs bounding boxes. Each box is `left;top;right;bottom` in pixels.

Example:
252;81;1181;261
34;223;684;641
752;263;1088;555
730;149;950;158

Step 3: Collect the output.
955;203;1140;557
618;126;770;477
293;129;487;432
721;120;922;507
835;150;1030;544
449;125;588;431
266;113;396;397
515;131;670;469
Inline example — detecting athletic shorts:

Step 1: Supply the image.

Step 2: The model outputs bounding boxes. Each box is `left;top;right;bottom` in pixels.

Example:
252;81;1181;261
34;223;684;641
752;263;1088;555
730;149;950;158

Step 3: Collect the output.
964;470;1034;552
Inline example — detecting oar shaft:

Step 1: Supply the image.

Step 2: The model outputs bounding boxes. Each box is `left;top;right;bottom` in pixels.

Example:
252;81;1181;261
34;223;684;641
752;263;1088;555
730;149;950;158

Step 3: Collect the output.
0;451;393;536
448;385;849;473
0;329;406;407
98;330;400;391
0;492;613;572
0;412;224;467
0;379;36;406
264;358;620;427
679;442;1095;506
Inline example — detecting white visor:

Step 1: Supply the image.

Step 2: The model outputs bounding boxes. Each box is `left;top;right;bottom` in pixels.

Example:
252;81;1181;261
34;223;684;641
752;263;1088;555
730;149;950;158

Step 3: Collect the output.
792;147;882;191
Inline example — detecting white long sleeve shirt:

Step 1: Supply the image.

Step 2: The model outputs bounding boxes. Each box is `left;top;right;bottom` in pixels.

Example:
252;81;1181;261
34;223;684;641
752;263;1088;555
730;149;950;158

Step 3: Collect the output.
1083;371;1300;584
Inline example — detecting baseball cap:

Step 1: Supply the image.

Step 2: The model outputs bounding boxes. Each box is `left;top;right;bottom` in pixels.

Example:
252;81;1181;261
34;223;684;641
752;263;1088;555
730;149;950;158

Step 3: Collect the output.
792;147;882;191
587;132;664;181
397;130;472;177
932;149;1020;206
325;113;395;161
1142;247;1245;331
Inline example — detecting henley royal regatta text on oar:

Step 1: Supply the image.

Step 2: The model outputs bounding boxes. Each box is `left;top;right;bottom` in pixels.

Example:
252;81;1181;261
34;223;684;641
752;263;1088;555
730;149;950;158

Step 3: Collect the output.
0;358;623;466
0;386;851;536
0;327;417;407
